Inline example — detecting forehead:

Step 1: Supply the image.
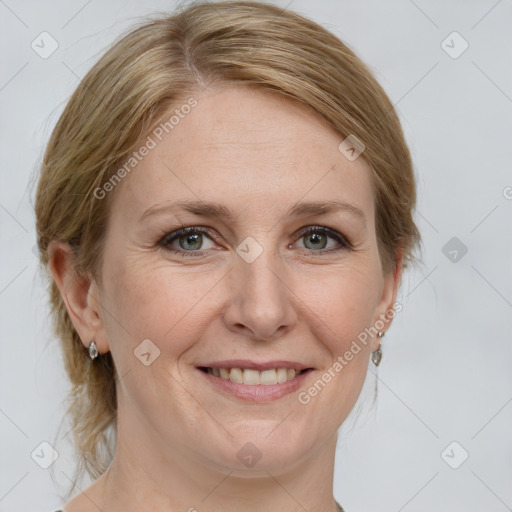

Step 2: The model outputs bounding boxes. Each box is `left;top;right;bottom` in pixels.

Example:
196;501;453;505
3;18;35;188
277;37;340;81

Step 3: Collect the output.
111;85;375;225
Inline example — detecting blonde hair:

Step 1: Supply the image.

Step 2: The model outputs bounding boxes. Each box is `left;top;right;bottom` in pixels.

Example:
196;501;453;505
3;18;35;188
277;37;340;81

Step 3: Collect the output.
34;0;421;498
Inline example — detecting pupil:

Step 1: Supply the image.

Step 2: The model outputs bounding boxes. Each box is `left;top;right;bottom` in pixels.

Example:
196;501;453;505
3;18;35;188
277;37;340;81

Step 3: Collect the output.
307;232;326;249
181;233;201;250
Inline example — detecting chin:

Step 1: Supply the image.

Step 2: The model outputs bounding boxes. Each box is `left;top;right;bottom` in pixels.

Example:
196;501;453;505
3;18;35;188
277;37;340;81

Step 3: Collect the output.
203;422;315;474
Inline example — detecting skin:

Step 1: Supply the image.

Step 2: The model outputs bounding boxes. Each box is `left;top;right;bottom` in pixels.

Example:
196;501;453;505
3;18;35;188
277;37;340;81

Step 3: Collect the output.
49;84;402;512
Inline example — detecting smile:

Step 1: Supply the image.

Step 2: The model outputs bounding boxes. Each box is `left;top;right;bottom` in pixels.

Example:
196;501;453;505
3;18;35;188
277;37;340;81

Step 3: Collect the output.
199;366;309;385
196;366;314;402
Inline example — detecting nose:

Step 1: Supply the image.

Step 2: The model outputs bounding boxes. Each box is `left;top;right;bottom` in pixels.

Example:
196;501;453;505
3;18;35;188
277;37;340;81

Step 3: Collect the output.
222;249;297;341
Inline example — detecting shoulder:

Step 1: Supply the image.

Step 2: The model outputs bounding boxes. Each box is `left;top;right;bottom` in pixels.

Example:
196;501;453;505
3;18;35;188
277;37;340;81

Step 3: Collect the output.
54;471;108;512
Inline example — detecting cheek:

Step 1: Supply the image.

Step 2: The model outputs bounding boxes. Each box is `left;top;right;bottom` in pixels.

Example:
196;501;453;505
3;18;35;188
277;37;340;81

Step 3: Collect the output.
103;258;220;360
292;267;380;430
295;263;381;349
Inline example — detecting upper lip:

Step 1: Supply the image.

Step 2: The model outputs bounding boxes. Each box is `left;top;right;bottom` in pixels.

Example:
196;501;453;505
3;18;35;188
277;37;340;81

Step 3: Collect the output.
197;360;313;371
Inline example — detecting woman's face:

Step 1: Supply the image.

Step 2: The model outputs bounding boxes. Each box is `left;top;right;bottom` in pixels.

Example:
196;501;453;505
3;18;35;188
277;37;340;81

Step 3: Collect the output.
92;84;400;473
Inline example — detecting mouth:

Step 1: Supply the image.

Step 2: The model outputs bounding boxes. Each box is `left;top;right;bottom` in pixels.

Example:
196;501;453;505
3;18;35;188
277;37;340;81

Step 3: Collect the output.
195;365;314;402
197;366;313;385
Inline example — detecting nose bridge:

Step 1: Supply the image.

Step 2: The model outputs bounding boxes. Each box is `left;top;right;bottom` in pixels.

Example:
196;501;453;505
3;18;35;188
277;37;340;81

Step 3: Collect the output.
239;239;287;310
224;235;296;339
241;244;283;295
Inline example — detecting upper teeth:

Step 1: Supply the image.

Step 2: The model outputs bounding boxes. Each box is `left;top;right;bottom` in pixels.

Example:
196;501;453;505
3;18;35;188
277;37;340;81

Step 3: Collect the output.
207;367;301;385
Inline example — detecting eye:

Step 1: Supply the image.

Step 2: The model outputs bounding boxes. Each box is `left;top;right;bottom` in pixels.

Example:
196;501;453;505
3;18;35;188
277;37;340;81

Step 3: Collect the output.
158;225;352;258
293;226;352;253
159;226;217;255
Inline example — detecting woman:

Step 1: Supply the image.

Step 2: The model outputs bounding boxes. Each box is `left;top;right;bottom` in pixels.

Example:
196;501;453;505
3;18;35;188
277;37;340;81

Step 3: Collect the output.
35;1;421;510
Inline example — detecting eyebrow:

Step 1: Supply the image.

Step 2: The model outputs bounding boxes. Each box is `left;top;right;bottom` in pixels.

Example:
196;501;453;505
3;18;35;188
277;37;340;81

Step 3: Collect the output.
140;199;366;225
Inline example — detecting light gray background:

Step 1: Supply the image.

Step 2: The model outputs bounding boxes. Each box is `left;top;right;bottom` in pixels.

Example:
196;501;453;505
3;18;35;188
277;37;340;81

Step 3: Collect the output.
1;1;511;511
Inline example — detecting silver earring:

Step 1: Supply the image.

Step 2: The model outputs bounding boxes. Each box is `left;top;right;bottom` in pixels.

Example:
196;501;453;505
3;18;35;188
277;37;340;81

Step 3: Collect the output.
371;331;384;366
88;340;99;360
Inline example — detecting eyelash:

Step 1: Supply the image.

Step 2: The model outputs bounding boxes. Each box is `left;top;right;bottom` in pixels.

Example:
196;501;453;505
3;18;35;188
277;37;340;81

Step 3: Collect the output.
157;225;353;257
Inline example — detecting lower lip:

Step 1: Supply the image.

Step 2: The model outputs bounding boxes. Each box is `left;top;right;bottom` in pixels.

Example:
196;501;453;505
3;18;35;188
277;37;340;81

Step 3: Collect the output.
196;368;313;402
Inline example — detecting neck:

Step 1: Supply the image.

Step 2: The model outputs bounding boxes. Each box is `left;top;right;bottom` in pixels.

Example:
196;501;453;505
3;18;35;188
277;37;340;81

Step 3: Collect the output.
99;416;341;512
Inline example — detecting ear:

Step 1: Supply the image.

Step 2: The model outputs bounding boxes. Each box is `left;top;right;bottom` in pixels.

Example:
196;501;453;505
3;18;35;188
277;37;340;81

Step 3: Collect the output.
371;250;403;350
47;240;109;355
